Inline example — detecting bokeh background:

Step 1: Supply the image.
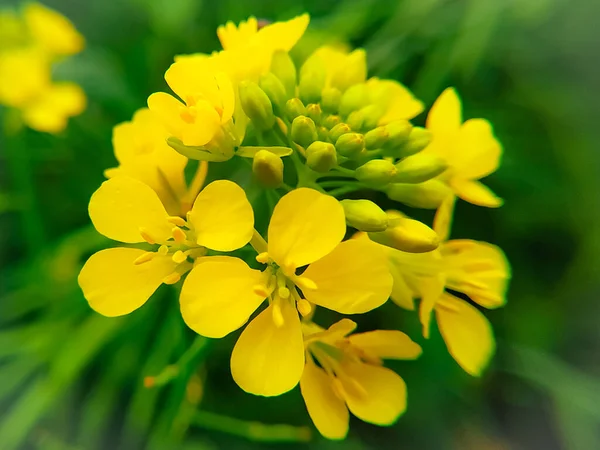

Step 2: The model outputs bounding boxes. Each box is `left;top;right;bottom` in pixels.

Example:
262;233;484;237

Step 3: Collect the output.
1;0;599;448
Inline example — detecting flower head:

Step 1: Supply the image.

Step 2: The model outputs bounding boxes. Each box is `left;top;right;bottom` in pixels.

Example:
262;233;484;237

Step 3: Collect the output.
301;319;421;439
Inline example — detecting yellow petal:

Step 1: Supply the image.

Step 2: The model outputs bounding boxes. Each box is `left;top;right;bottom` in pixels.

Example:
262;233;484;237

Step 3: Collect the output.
0;48;50;107
217;17;258;50
348;330;422;360
454;119;502;180
300;358;349;440
88;176;172;243
441;240;511;308
389;264;416;310
426;87;462;136
179;257;265;338
302;239;392;314
304;318;357;346
22;82;86;133
417;274;446;339
231;298;305;396
180;100;222;147
450;179;503;208
433;194;456;242
188;180;254;252
268;188;345;269
370;79;424;124
340;362;407;426
78;248;177;317
435;293;495;376
24;3;84;56
255;14;310;53
147;92;185;138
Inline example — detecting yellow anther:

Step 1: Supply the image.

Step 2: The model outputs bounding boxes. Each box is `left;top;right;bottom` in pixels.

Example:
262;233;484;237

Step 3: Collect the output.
133;251;155;265
139;227;156;244
272;302;285;328
255;252;270;264
172;227;187;243
167;216;187;227
162;273;182;285
180;106;197;124
297;299;312;317
278;287;290;299
294;276;318;291
172;250;187;264
253;285;269;297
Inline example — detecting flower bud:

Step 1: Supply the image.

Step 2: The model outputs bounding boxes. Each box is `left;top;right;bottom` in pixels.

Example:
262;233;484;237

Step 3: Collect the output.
359;105;381;130
321;87;342;114
306;103;322;125
285;98;306;121
364;126;389;150
253;150;284;188
270;50;297;98
317;126;329;142
239;80;275;131
339;84;368;118
347;110;364;131
335;132;365;158
355;159;397;185
369;213;439;253
329;123;351;142
382;120;413;155
341;199;388;232
291;115;318;148
393;153;447;183
259;73;288;115
299;54;326;104
306;141;337;173
330;49;367;93
386;180;452;209
401;127;433;157
322;114;341;130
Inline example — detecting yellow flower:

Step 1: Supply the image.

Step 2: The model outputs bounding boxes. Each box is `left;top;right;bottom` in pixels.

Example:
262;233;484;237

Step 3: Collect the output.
366;78;425;125
23;3;84;57
0;47;50;107
423;87;503;207
179;188;393;397
307;45;367;93
104;108;188;216
300;319;421;439
78;177;254;317
0;11;26;48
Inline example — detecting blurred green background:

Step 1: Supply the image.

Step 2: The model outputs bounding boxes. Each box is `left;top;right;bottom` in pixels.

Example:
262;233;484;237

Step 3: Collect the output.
1;0;599;448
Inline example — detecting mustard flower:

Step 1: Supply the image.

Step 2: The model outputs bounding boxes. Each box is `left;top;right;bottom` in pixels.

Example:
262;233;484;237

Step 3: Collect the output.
179;188;393;396
301;319;421;440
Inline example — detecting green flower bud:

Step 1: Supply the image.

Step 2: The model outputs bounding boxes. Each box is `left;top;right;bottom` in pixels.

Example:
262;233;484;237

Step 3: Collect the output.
355;159;397;185
386;180;452;209
369;213;439;253
299;54;326;104
317;126;329;142
401;127;433;157
359;105;381;130
341;199;388;232
382;120;413;156
285;98;306;121
253;150;284;188
335;132;365;158
306;103;322;125
347;110;364;131
329;123;351;142
330;49;367;93
321;87;342;114
364;126;389;150
339;84;368;118
270;50;297;98
306;141;337;173
322;114;341;130
259;73;288;115
239;80;275;131
291;115;318;148
393;153;448;183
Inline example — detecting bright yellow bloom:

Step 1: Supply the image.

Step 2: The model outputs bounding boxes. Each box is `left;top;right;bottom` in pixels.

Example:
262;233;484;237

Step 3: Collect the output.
0;48;50;107
179;188;392;397
78;177;254;317
366;78;425;125
104;108;188;216
23;3;84;57
301;319;421;439
423;87;503;207
308;45;367;93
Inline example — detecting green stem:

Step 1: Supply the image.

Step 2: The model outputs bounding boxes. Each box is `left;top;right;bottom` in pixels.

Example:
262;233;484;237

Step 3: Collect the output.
328;185;364;197
192;411;311;443
330;166;356;177
249;229;268;254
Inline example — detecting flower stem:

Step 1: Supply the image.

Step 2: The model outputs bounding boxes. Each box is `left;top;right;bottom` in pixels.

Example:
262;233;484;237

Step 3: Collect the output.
181;161;208;212
249;229;268;254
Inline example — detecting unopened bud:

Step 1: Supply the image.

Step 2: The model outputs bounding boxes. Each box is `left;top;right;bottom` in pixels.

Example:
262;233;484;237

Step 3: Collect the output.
291;115;318;148
259;73;288;114
321;87;342;114
285;98;306;121
339;84;368;118
386;179;452;209
306;141;337;173
394;153;447;183
358;105;381;130
271;50;297;98
299;54;326;104
347;110;364;131
364;126;389;150
330;49;367;93
369;214;439;253
323;114;341;130
253;150;284;188
335;132;365;158
317;126;329;142
239;80;275;131
341;199;388;232
306;103;322;125
382;120;413;156
355;159;397;185
329;123;351;142
401;127;433;156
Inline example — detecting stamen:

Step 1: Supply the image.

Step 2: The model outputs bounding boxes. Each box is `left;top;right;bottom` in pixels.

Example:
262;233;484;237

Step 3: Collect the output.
272;302;285;328
133;251;155;265
158;245;169;256
330;378;346;401
255;252;270;264
172;227;187;243
294;276;318;291
297;299;312;317
172;250;188;264
253;284;269;297
167;216;187;227
278;287;290;299
139;227;156;244
163;273;182;285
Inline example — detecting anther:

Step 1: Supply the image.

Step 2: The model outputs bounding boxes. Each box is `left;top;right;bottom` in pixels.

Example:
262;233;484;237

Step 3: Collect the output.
133;251;155;265
139;227;156;244
162;273;182;285
278;287;290;299
253;285;269;297
167;216;187;227
172;250;188;264
158;245;169;256
255;252;270;264
172;227;187;243
297;299;312;317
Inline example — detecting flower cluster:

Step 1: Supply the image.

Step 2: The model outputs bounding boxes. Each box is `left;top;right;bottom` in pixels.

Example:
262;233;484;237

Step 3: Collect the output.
0;2;85;133
78;14;511;440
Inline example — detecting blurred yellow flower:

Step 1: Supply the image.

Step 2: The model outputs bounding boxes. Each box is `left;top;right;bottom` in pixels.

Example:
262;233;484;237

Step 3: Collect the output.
301;319;421;439
78;177;254;317
24;3;84;57
366;78;425;125
179;188;392;397
423;87;503;207
0;48;50;107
